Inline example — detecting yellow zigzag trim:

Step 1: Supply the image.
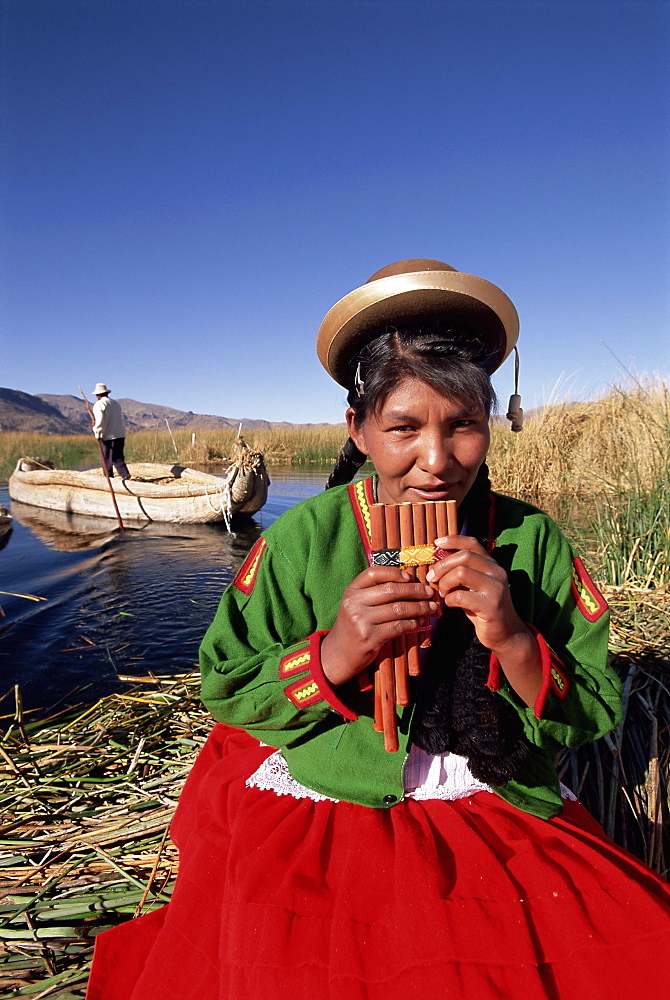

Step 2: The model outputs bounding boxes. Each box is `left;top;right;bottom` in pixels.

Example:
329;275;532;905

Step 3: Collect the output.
354;478;373;546
279;650;310;677
571;567;601;616
293;681;319;703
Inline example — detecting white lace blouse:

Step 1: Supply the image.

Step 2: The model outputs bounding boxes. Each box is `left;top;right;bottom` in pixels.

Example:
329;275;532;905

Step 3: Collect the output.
246;742;577;805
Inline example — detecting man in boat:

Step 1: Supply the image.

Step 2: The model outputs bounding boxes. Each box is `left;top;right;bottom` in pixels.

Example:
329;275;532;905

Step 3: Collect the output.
91;383;131;480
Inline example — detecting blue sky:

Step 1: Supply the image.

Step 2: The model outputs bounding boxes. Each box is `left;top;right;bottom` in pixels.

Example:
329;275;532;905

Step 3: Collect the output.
2;0;668;424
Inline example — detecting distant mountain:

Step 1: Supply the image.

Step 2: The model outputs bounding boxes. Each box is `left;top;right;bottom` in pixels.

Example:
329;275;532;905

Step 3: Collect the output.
0;386;540;437
0;388;342;435
0;388;83;434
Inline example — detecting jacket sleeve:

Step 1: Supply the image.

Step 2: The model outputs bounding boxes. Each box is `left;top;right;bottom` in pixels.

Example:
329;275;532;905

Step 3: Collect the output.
199;534;356;750
92;400;104;439
490;512;621;754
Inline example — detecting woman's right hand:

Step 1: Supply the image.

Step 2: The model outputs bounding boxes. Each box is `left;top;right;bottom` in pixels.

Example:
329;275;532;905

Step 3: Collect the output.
320;567;440;687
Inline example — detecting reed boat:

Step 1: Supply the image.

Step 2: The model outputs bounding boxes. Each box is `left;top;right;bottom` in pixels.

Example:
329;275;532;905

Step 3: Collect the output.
9;448;269;526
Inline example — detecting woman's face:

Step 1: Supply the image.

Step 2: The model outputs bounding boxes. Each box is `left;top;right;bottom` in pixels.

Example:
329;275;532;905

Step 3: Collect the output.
347;377;490;507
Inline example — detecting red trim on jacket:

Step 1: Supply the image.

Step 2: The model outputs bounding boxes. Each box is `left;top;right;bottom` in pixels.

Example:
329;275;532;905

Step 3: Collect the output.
486;624;571;719
281;631;358;721
570;557;608;622
233;537;267;595
306;631;358;721
348;477;375;562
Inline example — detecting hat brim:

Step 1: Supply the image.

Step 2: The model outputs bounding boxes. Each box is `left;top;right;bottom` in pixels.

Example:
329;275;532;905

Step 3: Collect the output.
316;270;519;387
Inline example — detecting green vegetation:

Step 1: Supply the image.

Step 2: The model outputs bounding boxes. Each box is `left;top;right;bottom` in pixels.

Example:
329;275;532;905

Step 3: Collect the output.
0;424;351;478
0;434;100;478
588;484;669;589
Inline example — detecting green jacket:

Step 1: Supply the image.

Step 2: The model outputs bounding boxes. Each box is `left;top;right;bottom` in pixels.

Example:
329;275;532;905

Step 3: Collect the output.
200;477;621;818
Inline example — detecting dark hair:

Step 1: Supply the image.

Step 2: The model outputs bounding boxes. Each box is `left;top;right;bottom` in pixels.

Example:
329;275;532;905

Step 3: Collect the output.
325;325;497;490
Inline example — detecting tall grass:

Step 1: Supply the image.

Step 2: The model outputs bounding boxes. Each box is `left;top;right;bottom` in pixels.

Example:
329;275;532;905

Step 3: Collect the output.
0;433;100;478
126;423;350;467
0;425;350;478
582;382;669;589
489;379;670;588
589;484;669;588
488;378;669;498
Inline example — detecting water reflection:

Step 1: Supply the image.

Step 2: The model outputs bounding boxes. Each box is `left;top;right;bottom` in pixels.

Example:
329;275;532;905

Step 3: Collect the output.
0;467;328;718
10;501;119;551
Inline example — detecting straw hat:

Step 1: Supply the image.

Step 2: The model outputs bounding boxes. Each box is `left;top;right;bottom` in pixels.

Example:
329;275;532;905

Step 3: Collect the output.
93;383;111;395
316;259;519;387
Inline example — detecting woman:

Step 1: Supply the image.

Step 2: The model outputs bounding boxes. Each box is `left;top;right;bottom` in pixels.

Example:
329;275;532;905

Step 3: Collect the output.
87;259;670;1000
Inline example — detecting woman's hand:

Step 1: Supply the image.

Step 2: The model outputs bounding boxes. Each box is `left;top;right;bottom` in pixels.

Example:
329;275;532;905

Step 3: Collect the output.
427;535;543;707
321;567;440;687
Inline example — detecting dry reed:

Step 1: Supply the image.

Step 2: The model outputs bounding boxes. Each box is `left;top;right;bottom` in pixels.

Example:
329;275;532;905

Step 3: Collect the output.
488;378;669;498
1;673;210;997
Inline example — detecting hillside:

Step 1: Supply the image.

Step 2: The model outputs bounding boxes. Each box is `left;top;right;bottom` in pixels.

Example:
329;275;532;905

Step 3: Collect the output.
0;388;338;435
0;388;82;434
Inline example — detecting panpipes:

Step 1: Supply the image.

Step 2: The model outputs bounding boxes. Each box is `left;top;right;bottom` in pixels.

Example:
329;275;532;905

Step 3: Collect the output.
369;499;458;751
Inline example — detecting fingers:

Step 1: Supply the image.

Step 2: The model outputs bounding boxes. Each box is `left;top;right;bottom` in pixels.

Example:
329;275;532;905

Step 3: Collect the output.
370;597;440;628
324;570;442;686
349;565;413;588
426;535;503;588
425;536;510;613
342;585;440;626
349;566;438;606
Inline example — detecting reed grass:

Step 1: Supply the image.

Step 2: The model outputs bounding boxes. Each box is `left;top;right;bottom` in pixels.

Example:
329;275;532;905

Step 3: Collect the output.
125;423;351;467
488;377;669;498
0;425;351;478
586;485;670;589
0;435;100;479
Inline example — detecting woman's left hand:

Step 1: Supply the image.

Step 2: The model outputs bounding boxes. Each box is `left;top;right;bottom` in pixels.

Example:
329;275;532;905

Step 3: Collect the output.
427;535;543;706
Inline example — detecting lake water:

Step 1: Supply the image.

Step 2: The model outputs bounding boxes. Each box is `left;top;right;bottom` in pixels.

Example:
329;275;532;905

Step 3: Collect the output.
0;467;331;720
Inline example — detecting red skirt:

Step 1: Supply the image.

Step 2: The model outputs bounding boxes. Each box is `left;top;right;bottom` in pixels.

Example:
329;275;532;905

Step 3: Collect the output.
86;724;670;1000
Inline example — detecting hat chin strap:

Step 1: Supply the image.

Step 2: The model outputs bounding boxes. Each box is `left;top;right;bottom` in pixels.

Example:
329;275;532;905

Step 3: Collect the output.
506;347;524;432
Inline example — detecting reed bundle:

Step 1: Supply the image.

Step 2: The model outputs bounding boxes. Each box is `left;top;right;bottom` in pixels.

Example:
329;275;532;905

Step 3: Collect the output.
0;673;209;998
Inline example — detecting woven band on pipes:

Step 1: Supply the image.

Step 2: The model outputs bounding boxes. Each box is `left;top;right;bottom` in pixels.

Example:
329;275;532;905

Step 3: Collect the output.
371;544;450;568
